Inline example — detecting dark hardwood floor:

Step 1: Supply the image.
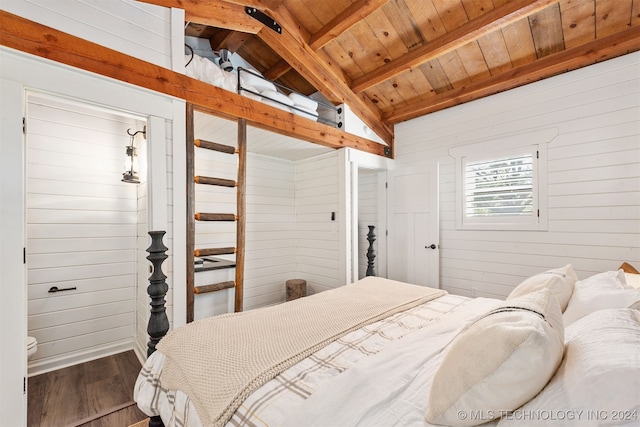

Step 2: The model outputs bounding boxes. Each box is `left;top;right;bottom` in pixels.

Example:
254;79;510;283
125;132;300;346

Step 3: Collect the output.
28;350;149;427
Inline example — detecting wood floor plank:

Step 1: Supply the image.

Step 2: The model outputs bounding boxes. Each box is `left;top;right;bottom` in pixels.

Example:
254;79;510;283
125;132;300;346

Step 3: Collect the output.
86;374;131;415
117;349;144;394
79;404;147;427
27;372;46;427
39;363;89;426
83;354;121;383
28;350;146;427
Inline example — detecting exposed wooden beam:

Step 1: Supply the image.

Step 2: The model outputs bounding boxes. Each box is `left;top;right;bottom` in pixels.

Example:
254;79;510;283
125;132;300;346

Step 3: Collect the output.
137;0;263;34
0;10;389;157
261;6;394;145
263;58;292;81
383;25;640;124
309;0;390;50
263;0;388;80
216;30;251;52
351;0;558;93
210;0;284;12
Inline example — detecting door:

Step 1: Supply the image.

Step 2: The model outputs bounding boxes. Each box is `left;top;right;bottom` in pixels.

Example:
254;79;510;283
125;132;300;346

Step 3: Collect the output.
387;165;439;287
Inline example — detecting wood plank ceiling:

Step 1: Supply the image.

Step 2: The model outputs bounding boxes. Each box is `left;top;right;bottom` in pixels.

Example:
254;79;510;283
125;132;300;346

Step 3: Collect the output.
175;0;639;134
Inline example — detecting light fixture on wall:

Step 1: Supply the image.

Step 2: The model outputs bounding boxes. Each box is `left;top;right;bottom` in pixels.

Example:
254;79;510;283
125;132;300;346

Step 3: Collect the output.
122;127;145;184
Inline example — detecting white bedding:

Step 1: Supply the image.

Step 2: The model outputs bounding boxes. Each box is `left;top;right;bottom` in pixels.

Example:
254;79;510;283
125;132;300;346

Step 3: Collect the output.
135;293;495;427
280;297;500;427
135;269;640;427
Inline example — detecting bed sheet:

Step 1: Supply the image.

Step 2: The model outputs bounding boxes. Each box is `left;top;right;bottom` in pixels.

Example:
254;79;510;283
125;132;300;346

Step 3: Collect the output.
135;293;499;427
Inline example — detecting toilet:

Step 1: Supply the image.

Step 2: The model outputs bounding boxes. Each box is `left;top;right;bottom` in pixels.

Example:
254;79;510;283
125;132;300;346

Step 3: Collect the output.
27;336;38;360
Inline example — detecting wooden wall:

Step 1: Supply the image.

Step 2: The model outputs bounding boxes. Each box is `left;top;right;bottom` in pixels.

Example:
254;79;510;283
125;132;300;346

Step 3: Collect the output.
295;152;345;293
26;94;144;374
245;154;296;307
393;52;640;299
1;0;173;68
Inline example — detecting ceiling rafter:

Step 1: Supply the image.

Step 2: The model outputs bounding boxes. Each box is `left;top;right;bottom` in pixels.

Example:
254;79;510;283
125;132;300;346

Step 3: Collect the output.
261;5;394;144
383;25;640;124
351;0;558;93
263;0;388;81
309;0;390;50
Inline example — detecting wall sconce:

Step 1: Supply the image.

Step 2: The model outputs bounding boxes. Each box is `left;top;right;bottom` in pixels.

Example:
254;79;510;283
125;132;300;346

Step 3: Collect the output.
122;127;145;184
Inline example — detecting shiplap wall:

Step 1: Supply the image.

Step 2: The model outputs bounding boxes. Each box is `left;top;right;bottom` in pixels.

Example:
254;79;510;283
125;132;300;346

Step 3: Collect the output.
358;170;378;279
26;95;144;374
2;0;173;68
245;154;296;307
393;52;640;299
295;152;344;293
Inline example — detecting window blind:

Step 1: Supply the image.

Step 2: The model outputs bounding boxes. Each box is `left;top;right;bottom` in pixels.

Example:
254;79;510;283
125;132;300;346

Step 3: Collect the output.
464;154;534;217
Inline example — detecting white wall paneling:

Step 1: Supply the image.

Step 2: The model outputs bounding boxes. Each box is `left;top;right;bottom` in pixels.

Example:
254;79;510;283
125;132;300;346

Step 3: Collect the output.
2;0;173;68
244;153;296;308
393;52;640;299
295;151;345;293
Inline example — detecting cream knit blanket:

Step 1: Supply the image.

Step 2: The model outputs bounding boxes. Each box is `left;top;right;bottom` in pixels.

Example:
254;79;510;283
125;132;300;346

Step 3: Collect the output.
157;277;446;427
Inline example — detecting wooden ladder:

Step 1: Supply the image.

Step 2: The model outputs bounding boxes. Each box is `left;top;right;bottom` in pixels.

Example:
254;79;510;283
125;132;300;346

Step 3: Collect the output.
186;104;246;323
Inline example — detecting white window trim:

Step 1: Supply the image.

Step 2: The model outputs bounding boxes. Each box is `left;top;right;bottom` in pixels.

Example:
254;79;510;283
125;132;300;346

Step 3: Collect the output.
450;129;555;231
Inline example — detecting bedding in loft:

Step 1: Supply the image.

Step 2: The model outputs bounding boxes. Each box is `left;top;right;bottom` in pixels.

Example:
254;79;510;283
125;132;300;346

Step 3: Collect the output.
134;265;640;427
185;53;321;121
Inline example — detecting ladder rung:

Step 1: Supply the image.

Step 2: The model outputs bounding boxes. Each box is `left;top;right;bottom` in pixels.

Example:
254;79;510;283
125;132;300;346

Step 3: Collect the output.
194;281;235;294
195;139;237;154
195;247;236;257
194;176;237;187
195;213;237;221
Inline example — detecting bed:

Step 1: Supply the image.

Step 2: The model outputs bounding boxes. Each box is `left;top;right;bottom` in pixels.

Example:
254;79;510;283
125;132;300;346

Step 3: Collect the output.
134;258;640;427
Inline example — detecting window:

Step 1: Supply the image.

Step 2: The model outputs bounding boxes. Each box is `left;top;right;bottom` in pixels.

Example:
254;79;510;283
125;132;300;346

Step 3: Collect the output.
454;144;548;231
465;152;534;218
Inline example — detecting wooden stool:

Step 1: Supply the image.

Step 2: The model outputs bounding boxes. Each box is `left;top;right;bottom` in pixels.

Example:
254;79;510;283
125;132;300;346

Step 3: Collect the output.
286;279;307;301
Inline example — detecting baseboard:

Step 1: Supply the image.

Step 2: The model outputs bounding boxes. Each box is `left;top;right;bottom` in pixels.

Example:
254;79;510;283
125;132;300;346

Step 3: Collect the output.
28;341;133;377
133;337;147;365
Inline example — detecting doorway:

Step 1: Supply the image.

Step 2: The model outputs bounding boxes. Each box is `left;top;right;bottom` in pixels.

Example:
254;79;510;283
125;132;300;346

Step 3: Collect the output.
356;168;386;280
25;92;147;376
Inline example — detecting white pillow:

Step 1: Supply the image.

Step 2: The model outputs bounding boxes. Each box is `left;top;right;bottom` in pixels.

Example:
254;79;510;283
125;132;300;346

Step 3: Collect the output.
508;265;577;311
425;288;564;426
498;308;640;427
260;89;294;106
563;270;640;326
240;70;277;93
288;92;318;111
624;272;640;289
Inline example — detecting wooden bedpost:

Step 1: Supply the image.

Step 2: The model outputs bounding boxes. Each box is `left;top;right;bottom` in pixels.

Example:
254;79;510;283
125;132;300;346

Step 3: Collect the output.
146;230;169;357
366;225;376;276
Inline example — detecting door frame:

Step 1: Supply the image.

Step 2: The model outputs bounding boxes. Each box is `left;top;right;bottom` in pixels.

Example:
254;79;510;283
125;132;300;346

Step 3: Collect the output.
345;148;391;282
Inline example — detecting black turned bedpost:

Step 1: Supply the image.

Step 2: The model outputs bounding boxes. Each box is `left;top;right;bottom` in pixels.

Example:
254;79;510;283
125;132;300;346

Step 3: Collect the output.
147;231;169;427
366;225;376;277
146;231;170;357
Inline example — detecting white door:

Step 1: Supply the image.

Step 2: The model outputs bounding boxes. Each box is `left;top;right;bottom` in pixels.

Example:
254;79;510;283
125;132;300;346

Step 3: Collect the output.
387;165;439;287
